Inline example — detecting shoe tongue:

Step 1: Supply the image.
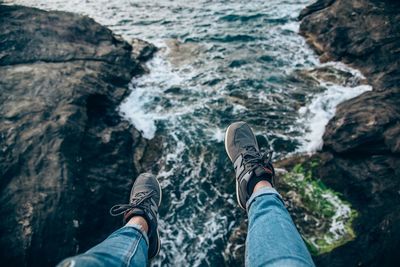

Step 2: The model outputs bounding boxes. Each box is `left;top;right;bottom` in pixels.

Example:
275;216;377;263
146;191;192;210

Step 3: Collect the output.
125;207;159;236
254;166;268;177
247;166;272;195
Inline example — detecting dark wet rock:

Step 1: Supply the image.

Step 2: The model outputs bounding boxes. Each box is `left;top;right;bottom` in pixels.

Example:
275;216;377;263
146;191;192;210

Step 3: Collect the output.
298;0;335;21
129;39;158;75
131;38;158;62
312;152;400;267
296;66;368;87
164;86;182;94
229;59;248;68
299;0;400;90
323;88;400;155
0;5;158;267
224;218;247;266
299;0;400;266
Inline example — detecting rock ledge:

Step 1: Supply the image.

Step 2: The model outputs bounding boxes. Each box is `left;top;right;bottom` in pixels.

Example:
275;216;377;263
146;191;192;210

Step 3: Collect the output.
0;5;159;267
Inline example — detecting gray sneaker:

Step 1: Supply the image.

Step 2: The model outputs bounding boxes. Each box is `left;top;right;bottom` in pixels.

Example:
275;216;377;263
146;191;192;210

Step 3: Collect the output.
110;173;162;259
225;122;275;210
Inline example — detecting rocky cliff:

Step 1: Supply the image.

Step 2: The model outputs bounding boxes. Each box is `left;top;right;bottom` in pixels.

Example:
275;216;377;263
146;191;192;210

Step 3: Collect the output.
299;0;400;266
0;5;159;266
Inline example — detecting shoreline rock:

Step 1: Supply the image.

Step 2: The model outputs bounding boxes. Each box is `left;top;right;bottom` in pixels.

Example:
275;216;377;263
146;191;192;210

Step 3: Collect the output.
299;0;400;90
0;5;159;267
299;0;400;266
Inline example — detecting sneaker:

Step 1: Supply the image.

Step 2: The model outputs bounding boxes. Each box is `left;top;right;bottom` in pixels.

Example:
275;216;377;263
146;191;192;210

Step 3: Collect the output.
224;121;275;210
110;173;162;259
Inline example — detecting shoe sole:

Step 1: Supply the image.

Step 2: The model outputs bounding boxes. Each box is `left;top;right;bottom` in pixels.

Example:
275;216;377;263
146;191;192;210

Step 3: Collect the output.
154;177;162;259
224;124;246;210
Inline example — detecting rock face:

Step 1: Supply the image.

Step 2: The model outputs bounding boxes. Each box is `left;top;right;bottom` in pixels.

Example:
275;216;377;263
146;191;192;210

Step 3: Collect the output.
0;5;158;267
300;0;400;266
300;0;400;90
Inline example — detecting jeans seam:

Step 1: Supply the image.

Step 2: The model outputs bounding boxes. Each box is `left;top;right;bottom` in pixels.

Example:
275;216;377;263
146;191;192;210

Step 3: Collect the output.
124;230;142;267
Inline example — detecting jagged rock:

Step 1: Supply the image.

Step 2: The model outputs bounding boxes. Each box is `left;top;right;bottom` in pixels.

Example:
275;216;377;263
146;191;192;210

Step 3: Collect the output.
299;0;400;90
0;5;159;267
131;38;158;62
323;88;400;154
315;152;400;266
298;0;335;20
299;0;400;266
295;66;368;88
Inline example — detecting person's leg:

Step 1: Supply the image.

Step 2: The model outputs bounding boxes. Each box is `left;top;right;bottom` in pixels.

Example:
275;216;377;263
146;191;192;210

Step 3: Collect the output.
57;173;162;267
57;218;148;267
245;182;315;267
224;122;315;267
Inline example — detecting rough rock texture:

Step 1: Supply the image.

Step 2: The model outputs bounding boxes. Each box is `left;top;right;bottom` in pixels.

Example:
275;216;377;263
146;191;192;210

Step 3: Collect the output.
300;0;400;266
300;0;400;90
0;5;159;267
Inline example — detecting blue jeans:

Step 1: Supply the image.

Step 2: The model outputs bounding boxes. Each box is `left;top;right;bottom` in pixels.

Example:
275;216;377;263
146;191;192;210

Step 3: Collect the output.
57;187;314;267
246;187;315;267
57;225;149;267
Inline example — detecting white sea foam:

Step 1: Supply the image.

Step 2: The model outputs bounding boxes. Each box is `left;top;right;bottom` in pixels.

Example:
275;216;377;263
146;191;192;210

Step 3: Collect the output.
280;21;300;32
232;103;247;114
210;127;225;143
321;61;367;79
119;83;157;139
297;82;371;152
119;53;183;139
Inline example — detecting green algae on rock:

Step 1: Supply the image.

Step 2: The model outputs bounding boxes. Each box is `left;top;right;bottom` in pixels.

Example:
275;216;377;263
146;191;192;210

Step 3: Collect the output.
280;162;357;255
225;156;359;265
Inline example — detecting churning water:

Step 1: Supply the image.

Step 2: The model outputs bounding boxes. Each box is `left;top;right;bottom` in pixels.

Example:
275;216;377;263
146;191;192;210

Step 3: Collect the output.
8;0;371;266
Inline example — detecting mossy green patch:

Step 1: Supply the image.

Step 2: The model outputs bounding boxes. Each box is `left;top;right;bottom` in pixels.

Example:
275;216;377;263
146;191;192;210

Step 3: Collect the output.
281;161;358;255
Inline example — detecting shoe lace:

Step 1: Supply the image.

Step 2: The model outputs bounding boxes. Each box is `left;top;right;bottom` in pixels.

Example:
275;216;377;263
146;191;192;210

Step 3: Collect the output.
109;191;156;216
242;146;273;171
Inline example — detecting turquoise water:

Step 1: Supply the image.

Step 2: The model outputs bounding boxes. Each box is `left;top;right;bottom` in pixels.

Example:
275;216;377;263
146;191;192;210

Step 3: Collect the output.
8;0;371;266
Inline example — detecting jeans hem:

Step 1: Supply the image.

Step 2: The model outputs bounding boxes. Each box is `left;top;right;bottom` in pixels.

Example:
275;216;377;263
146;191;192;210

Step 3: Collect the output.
123;224;149;247
246;187;284;212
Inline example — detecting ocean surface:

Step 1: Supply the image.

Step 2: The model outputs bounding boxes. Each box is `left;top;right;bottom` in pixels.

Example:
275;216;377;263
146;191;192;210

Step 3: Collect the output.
8;0;371;266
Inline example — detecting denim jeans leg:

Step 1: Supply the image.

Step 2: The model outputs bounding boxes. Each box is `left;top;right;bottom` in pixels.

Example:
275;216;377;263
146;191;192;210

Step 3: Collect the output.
246;187;315;267
56;224;149;267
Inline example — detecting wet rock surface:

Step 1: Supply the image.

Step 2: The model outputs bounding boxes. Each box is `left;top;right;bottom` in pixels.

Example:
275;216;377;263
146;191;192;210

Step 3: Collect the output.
299;0;400;266
0;5;158;267
300;0;400;90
